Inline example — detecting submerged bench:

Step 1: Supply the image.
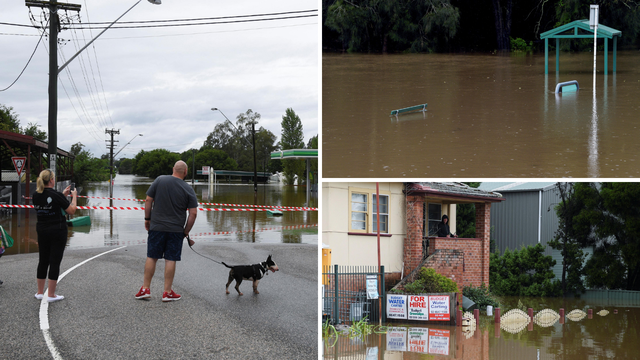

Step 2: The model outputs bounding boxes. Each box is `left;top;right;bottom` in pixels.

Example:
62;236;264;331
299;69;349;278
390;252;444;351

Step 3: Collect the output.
555;80;579;94
390;103;428;116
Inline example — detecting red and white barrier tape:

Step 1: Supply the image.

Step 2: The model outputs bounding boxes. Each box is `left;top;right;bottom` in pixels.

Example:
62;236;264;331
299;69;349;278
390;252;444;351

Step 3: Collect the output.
24;194;317;210
0;204;314;212
190;224;318;237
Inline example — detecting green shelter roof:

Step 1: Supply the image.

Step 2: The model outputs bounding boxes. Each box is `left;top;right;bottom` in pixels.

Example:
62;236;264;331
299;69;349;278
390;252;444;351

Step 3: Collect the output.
541;19;622;40
270;149;318;160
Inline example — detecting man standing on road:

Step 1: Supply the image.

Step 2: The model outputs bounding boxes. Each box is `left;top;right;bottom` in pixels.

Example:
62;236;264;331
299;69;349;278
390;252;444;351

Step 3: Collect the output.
135;160;198;302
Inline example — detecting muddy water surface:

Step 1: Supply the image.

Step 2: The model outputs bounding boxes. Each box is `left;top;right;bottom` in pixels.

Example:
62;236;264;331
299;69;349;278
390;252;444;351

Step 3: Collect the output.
1;174;318;255
323;52;640;178
323;296;640;359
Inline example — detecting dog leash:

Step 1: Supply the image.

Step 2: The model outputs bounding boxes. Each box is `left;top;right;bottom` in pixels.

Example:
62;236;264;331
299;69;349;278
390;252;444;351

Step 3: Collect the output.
186;235;226;266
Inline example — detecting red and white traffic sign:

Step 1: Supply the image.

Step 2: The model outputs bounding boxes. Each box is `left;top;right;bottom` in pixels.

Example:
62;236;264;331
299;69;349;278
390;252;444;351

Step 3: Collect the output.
11;157;27;177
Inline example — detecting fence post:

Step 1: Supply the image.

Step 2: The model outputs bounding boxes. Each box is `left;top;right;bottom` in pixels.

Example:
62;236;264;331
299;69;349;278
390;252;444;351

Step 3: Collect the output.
381;265;386;323
334;264;339;324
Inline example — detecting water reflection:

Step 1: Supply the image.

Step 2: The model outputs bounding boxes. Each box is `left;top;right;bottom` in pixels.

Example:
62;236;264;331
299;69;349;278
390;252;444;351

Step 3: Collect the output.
323;297;640;359
0;175;317;254
323;52;640;177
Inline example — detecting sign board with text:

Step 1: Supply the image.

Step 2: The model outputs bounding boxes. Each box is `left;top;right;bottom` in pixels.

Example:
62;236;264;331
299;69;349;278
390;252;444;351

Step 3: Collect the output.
366;274;378;299
408;295;429;321
386;294;407;319
428;295;451;321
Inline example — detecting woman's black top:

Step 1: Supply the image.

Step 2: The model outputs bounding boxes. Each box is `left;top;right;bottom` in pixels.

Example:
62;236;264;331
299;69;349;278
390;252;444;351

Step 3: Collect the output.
33;188;70;231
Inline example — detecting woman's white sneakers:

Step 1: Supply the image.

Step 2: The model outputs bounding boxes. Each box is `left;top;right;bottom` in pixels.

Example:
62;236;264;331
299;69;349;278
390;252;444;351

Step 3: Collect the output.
47;295;64;302
36;293;64;302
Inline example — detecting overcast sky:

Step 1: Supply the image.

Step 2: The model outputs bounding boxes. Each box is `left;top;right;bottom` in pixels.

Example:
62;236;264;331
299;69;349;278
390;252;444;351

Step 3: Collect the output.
0;0;318;160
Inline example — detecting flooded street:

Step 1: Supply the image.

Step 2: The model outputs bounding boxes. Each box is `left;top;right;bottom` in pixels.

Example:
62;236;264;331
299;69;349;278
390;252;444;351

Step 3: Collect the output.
323;296;640;359
323;51;640;178
1;174;317;255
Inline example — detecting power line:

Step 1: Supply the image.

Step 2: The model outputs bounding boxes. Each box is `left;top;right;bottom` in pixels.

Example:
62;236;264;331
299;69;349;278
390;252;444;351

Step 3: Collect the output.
68;14;318;30
69;9;317;26
0;18;49;92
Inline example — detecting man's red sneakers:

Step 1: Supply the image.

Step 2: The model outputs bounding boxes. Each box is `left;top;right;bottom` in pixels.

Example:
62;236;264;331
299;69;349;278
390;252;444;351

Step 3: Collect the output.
135;286;151;299
162;290;181;302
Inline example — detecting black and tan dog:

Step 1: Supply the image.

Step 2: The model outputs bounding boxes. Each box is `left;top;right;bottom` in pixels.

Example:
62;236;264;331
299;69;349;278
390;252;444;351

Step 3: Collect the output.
223;255;279;295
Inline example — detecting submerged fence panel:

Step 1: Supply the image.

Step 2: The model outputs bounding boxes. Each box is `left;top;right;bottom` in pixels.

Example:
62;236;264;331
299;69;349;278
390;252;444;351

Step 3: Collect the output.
322;265;386;325
581;289;640;306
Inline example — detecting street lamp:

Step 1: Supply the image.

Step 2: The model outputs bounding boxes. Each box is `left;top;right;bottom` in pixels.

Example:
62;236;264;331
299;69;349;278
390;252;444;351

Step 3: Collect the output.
211;108;258;198
114;134;143;159
39;0;160;175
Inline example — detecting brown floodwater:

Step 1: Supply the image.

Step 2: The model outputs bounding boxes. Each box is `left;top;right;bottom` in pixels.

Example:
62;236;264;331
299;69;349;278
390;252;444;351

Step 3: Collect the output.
322;296;640;359
322;51;640;178
0;174;317;255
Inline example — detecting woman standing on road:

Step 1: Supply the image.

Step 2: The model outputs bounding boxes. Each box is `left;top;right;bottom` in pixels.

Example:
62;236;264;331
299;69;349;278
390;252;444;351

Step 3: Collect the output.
33;169;77;302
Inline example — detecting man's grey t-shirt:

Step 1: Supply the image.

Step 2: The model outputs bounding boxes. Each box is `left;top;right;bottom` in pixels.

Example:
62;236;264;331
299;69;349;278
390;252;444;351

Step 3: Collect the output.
147;175;198;233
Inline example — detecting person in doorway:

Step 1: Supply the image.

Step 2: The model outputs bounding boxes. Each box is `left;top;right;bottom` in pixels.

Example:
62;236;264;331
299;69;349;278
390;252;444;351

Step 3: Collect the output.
436;214;457;238
33;169;77;302
135;160;197;302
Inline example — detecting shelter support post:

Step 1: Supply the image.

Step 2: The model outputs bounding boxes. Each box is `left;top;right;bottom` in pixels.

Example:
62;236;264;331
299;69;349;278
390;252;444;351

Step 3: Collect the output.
545;38;549;74
604;38;608;75
613;37;617;73
556;38;560;74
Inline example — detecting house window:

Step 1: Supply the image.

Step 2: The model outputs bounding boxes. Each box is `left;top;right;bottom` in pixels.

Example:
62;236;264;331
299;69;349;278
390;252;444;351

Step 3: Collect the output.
349;188;390;233
427;203;442;236
373;194;389;233
351;192;368;231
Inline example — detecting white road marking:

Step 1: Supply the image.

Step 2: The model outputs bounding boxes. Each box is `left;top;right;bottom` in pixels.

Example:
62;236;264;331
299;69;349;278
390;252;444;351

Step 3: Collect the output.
39;246;126;359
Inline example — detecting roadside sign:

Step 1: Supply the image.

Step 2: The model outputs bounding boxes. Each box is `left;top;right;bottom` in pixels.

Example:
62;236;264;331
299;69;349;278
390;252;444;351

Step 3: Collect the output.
408;295;429;321
386;294;407;319
202;166;210;175
366;274;378;299
12;157;26;177
428;295;451;321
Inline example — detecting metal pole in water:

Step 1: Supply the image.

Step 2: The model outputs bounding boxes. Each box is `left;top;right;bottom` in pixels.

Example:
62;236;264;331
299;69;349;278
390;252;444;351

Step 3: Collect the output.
590;5;599;91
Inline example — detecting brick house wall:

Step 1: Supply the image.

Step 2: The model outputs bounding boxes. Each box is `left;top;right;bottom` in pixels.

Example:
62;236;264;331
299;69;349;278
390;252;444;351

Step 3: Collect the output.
404;197;492;289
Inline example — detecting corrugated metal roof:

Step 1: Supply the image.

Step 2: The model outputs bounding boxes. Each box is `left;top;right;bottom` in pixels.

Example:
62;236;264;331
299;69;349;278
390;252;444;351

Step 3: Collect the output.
478;182;557;192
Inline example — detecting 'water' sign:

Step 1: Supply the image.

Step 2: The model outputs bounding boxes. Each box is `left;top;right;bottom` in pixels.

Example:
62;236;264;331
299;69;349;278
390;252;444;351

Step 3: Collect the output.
386;294;407;319
428;295;450;321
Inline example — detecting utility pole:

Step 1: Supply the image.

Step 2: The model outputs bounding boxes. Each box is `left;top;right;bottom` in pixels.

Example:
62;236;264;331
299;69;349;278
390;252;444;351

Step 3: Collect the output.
105;128;120;197
26;1;82;175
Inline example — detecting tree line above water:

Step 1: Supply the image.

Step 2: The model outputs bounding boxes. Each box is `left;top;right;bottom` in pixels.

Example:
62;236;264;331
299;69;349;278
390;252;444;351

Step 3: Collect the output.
323;0;640;53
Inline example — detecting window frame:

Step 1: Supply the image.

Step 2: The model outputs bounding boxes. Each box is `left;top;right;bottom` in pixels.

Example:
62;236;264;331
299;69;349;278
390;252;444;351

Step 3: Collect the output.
348;187;391;234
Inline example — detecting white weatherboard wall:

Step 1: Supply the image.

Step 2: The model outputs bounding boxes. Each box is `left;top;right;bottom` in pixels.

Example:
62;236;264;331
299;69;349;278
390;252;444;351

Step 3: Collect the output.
322;182;405;271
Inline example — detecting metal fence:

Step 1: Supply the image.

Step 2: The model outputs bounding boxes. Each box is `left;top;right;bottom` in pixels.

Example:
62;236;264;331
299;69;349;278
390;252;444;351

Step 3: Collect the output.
322;265;386;325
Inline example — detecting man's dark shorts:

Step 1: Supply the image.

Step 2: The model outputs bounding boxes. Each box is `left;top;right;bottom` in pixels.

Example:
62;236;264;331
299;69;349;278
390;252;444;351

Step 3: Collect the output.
147;231;184;261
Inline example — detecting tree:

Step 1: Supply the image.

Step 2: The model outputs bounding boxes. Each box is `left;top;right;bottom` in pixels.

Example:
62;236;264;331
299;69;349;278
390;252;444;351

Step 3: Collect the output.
255;127;279;173
548;182;586;296
0;104;21;133
118;158;134;174
491;0;513;51
280;108;305;185
324;0;460;53
489;243;561;297
135;149;181;179
22;122;47;142
70;142;110;185
572;183;640;291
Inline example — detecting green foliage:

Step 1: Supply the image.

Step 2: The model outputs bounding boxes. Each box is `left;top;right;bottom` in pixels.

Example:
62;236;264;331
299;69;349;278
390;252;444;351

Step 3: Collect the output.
462;284;500;311
324;0;460;53
571;183;640;290
510;37;533;52
280;108;305;185
402;267;458;294
489;243;562;297
117;158;134;174
70;143;110;185
0;104;21;133
135;149;181;179
549;183;586;296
